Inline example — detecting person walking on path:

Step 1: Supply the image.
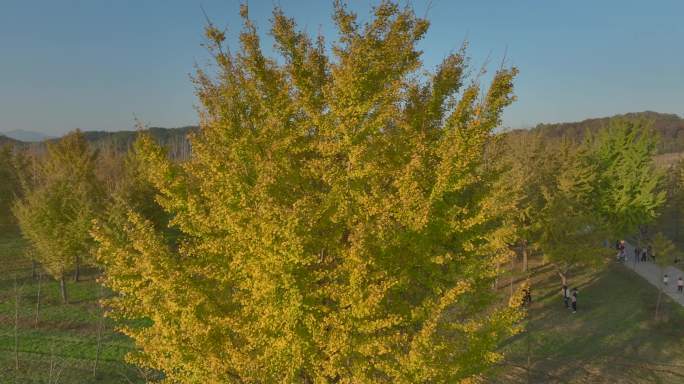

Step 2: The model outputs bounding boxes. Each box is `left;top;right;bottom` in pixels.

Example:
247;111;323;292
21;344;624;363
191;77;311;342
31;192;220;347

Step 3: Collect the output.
678;277;683;293
663;274;669;289
641;249;648;262
571;288;578;313
634;246;640;263
562;285;570;308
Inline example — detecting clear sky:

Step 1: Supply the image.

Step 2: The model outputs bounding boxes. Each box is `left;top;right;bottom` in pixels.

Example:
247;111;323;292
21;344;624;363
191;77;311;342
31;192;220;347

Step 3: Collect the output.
1;0;682;136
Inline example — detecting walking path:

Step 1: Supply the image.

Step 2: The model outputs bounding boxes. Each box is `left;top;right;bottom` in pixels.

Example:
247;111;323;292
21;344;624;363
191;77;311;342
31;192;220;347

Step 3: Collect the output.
622;241;684;307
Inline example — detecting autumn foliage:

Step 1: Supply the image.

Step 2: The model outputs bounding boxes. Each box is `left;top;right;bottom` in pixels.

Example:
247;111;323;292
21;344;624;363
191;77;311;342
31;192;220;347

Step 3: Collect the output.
93;2;523;382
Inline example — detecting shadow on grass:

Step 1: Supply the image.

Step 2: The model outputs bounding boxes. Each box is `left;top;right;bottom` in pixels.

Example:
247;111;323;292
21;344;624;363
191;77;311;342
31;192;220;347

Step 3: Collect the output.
495;263;684;383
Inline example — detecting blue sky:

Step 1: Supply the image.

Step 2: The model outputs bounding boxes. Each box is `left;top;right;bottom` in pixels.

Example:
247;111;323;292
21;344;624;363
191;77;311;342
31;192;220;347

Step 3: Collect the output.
1;0;682;136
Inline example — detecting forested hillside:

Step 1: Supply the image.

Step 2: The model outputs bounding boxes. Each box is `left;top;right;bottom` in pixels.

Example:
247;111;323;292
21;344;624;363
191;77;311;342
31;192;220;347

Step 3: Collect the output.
7;112;684;159
77;126;196;152
0;134;21;147
511;111;684;154
4;126;196;160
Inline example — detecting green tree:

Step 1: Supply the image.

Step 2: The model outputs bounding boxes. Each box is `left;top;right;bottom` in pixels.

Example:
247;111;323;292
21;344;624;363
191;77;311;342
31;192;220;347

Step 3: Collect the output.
537;144;611;285
655;159;684;246
589;119;665;240
531;120;665;288
0;146;27;233
499;132;569;273
93;3;523;382
13;130;102;303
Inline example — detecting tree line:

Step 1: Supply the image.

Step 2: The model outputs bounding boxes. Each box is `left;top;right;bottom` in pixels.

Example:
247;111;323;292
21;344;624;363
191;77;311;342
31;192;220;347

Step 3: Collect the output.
0;2;675;382
516;111;684;155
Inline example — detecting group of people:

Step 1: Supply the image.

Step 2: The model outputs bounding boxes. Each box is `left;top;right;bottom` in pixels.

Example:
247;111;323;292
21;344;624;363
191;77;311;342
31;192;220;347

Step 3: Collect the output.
561;285;579;313
616;239;654;263
632;245;655;263
616;239;684;295
546;238;684;315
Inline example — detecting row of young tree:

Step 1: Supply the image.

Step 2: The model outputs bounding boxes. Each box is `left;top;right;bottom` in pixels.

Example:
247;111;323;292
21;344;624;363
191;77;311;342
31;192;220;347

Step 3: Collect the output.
503;118;666;285
0;2;672;382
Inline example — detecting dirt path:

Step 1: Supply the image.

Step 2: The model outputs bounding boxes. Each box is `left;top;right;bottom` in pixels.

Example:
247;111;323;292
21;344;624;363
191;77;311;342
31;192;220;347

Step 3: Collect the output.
621;242;684;307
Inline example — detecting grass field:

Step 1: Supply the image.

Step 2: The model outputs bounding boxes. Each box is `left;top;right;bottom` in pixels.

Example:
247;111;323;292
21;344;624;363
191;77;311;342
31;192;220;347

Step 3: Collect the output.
0;234;144;383
495;262;684;383
3;231;684;383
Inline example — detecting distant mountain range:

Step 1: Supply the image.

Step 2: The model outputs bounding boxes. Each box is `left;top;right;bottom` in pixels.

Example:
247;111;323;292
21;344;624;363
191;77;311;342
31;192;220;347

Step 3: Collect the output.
1;129;53;142
3;111;684;156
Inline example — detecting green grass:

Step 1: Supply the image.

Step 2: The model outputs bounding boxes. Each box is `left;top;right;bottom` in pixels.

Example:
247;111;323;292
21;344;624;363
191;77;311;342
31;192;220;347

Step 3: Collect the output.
495;262;684;383
0;234;144;383
4;231;684;383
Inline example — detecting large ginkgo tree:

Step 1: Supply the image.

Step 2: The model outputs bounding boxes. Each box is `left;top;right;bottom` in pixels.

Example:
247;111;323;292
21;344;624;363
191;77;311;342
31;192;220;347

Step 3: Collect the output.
93;2;523;382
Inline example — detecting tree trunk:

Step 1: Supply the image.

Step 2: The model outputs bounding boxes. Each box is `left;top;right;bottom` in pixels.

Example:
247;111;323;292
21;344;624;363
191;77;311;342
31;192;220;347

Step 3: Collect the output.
93;284;104;378
494;262;500;290
522;240;529;272
509;256;514;299
14;276;20;371
675;202;680;244
558;270;567;286
60;276;68;304
635;233;641;267
49;342;56;383
526;328;532;384
73;255;80;282
655;286;663;321
655;266;664;321
34;271;42;327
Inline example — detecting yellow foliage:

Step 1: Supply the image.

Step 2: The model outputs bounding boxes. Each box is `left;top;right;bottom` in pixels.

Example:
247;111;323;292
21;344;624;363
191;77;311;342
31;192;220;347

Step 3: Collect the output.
93;2;521;382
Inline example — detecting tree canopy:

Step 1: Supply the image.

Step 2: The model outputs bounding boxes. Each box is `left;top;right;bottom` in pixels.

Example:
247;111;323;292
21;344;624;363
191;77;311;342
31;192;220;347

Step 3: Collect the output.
93;2;523;382
588;119;665;238
13;130;102;303
502;118;666;284
0;146;26;232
